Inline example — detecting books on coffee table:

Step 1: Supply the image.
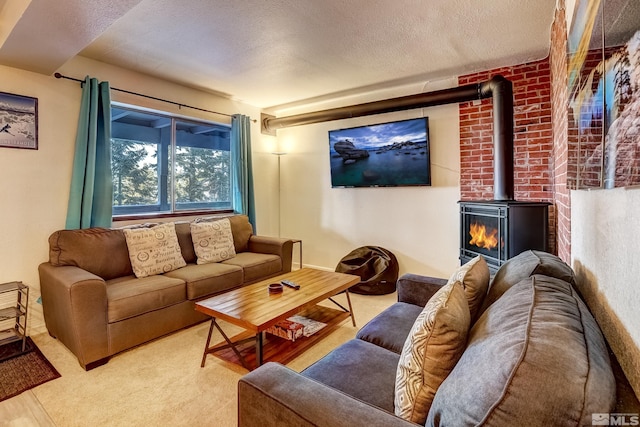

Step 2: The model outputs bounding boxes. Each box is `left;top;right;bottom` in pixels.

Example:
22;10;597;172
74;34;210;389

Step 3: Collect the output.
288;315;327;337
266;316;327;341
266;319;305;341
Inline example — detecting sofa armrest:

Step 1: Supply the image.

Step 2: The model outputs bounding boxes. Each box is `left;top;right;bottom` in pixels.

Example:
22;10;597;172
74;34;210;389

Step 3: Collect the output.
238;362;415;427
38;263;109;369
247;236;294;272
397;273;448;307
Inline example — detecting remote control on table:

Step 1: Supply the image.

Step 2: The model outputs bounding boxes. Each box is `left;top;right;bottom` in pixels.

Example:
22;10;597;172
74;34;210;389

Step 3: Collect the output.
281;280;301;290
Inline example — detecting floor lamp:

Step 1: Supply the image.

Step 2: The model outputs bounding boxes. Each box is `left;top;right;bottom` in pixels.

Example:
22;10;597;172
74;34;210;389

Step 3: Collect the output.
272;152;286;237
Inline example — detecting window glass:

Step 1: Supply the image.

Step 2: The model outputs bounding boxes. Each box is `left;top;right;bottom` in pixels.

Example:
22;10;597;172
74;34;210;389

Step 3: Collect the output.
111;106;232;216
174;119;231;211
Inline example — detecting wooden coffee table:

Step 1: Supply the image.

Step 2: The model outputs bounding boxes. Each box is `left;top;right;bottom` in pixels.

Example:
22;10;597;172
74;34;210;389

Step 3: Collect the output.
195;268;359;370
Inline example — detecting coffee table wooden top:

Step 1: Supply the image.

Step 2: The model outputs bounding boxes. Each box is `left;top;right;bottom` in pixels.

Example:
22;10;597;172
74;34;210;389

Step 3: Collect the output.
195;268;359;332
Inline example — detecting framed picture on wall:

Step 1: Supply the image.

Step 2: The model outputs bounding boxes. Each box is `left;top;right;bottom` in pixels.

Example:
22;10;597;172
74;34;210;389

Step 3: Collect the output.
0;91;38;150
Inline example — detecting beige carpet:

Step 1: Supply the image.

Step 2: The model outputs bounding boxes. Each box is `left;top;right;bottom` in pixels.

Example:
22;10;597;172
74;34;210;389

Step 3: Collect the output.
18;292;397;427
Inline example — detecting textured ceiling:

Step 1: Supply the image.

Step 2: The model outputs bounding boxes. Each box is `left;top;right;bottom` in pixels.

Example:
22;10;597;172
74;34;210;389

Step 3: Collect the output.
0;0;557;109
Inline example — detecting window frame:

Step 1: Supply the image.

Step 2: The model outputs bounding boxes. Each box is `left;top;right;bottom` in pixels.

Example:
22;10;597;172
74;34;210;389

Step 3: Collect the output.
110;103;234;219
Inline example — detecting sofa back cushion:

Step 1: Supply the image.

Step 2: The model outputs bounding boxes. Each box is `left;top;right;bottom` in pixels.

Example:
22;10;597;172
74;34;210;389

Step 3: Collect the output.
48;215;254;280
174;221;196;264
427;275;615;427
49;227;133;280
480;250;576;314
395;280;470;425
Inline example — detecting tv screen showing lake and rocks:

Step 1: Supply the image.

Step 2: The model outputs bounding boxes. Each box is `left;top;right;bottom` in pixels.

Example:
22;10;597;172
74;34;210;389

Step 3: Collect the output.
328;117;431;188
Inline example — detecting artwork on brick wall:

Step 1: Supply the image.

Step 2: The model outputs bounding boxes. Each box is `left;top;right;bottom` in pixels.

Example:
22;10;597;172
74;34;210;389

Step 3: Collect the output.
567;0;640;189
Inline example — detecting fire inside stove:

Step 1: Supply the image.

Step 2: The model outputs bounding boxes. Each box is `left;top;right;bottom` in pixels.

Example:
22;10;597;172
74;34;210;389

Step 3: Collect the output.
469;222;503;251
464;215;505;261
460;201;548;271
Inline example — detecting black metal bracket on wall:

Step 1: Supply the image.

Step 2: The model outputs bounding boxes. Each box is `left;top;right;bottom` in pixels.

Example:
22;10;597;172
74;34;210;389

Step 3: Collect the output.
261;75;514;201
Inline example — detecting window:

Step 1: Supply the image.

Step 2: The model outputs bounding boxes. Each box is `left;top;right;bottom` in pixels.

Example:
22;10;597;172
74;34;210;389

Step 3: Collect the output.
111;106;232;216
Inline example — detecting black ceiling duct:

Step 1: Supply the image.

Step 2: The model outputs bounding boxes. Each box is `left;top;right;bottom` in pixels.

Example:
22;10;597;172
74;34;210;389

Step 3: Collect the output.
262;75;514;201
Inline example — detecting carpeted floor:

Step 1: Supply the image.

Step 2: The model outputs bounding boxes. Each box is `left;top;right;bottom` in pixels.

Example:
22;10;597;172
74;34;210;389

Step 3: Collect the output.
9;291;396;426
0;337;61;403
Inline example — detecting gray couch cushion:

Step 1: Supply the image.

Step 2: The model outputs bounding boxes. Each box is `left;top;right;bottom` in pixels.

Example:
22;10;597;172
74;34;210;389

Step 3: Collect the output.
481;249;576;313
427;275;616;427
302;339;399;414
356;302;423;354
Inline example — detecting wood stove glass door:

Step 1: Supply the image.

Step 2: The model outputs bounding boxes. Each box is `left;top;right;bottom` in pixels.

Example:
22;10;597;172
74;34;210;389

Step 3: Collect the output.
461;207;507;267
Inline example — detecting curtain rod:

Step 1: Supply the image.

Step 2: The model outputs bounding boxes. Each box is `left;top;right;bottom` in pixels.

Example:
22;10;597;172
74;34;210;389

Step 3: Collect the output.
54;72;254;122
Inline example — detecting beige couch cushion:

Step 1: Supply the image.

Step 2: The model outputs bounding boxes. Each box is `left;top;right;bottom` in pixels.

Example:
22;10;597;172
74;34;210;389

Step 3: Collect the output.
164;262;243;300
123;223;187;278
191;218;236;264
446;255;489;322
427;275;616;427
106;275;186;322
222;252;282;283
394;281;470;424
48;227;133;280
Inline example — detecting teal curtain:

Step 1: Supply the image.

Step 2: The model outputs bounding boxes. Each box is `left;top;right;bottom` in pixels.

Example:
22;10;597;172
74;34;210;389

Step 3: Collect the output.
65;77;113;229
231;114;256;231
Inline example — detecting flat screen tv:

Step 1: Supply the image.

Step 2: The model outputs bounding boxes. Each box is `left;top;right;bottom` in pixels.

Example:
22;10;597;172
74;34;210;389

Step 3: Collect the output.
328;117;431;188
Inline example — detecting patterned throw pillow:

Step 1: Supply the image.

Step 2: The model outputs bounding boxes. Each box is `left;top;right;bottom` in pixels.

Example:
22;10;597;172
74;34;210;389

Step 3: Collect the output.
394;281;470;424
447;255;489;322
123;222;186;278
190;218;236;264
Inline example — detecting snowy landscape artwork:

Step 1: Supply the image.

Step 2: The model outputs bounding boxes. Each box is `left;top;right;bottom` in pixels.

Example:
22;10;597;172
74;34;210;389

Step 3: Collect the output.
0;92;38;150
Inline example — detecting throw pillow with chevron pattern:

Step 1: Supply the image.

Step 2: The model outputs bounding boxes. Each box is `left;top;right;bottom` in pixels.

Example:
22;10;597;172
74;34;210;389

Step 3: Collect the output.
394;280;471;424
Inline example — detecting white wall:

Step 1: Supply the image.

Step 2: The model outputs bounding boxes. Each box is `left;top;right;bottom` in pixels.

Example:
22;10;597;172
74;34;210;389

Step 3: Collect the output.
0;57;278;334
273;77;462;278
571;187;640;395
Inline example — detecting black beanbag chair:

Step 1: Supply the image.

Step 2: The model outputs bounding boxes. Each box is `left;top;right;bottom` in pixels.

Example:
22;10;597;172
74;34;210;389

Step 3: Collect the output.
335;246;399;295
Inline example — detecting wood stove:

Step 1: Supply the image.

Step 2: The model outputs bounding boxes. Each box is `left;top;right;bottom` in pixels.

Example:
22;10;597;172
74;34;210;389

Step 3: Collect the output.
459;201;549;272
457;76;549;272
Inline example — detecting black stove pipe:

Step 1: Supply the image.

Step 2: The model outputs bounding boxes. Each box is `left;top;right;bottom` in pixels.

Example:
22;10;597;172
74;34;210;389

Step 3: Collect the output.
262;75;514;201
479;76;514;201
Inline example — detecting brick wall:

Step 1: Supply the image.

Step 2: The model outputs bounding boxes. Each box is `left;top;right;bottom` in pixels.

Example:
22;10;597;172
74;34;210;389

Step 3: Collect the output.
550;1;571;262
459;60;556;253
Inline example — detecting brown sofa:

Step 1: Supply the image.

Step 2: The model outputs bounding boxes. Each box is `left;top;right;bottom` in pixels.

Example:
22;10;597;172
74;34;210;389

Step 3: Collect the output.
238;251;640;426
39;215;293;370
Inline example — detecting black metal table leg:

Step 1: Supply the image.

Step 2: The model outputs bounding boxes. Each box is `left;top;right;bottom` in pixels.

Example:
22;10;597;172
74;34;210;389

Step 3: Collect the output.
201;318;252;370
329;291;357;327
344;289;356;327
200;319;216;367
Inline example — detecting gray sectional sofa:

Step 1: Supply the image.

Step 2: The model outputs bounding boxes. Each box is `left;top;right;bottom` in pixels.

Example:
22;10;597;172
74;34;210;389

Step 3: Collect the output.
238;250;639;426
39;215;293;370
